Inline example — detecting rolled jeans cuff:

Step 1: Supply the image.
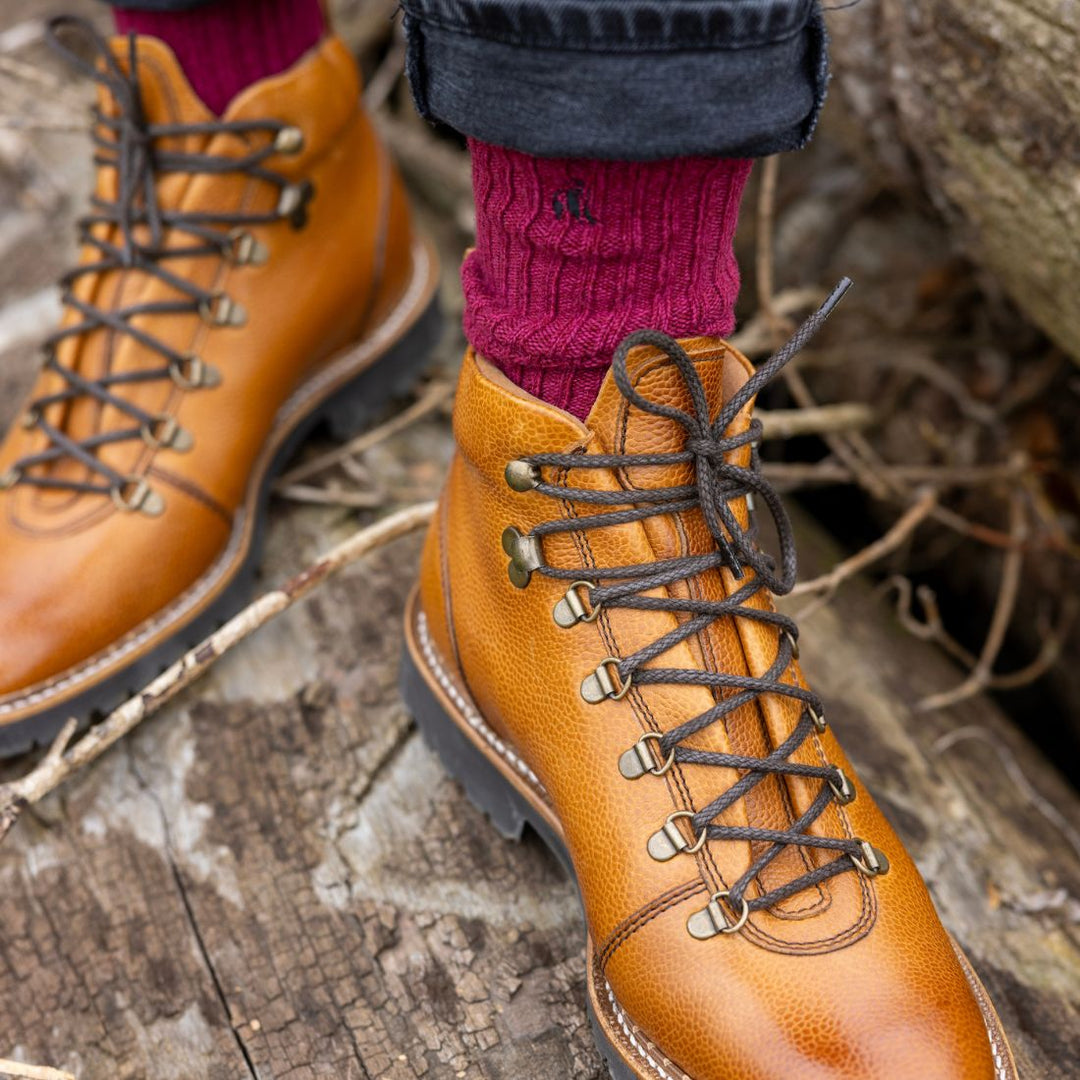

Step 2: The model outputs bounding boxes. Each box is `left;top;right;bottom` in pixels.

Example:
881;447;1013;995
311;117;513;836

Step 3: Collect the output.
402;0;829;160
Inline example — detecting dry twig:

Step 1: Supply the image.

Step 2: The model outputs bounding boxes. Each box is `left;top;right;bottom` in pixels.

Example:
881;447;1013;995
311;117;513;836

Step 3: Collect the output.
917;492;1028;711
754;155;785;347
276;379;451;488
0;502;436;844
763;458;1028;491
757;402;874;440
789;488;939;618
0;1062;76;1080
362;24;406;112
884;576;1077;692
276;483;386;509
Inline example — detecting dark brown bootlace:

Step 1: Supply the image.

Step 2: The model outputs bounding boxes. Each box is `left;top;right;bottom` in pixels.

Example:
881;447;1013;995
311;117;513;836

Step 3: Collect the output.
505;280;889;924
0;16;315;509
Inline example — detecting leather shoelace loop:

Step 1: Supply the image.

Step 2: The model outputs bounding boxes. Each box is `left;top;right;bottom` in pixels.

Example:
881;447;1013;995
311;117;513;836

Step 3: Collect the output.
517;280;884;913
5;16;312;501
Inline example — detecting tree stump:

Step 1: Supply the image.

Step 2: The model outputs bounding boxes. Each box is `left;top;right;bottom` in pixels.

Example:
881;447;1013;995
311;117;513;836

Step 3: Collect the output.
827;0;1080;362
0;483;1076;1079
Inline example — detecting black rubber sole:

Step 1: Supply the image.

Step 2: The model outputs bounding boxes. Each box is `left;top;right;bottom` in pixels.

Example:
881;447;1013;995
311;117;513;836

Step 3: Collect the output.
0;292;443;759
400;643;640;1080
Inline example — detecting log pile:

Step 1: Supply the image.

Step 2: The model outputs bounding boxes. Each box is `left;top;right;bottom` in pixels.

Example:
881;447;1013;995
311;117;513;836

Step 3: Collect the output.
827;0;1080;362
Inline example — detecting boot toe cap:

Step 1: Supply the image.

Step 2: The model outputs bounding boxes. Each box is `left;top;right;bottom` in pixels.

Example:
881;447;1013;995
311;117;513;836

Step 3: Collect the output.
599;890;1009;1080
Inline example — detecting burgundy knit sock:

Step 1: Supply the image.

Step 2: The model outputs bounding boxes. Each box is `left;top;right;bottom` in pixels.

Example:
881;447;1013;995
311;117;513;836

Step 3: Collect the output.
114;0;325;115
463;139;752;420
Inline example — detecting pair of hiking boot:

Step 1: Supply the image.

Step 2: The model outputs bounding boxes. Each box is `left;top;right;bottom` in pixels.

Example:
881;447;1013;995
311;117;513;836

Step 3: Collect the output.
0;23;1016;1080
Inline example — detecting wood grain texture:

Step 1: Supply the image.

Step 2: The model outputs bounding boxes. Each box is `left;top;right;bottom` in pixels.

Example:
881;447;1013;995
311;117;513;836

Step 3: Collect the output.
0;2;1076;1074
828;0;1080;362
0;490;1076;1079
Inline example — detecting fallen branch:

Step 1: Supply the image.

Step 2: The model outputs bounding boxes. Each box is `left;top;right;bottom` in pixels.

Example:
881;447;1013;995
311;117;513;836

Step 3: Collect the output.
275;483;386;510
0;1062;76;1080
756;402;874;440
789;487;939;615
727;287;825;358
0;501;436;844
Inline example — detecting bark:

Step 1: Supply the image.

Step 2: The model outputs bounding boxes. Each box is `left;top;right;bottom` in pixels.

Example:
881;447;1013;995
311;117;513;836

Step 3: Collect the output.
827;0;1080;361
0;504;1076;1079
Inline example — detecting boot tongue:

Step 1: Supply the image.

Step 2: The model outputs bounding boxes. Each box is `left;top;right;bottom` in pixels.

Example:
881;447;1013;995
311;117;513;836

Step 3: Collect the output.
104;35;214;128
585;334;755;518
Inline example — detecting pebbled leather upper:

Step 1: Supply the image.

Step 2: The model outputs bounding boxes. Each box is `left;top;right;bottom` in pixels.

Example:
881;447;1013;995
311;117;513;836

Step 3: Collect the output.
0;34;416;703
418;338;1006;1079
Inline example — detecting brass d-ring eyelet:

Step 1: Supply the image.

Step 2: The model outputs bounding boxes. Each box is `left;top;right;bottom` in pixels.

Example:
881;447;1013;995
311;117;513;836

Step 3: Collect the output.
619;731;675;779
225;228;268;266
828;767;856;805
140;415;193;452
851;840;890;878
0;466;21;490
110;475;164;516
198;292;247;327
647;809;707;862
580;656;632;704
553;580;601;628
277;179;315;227
686;890;751;939
808;706;827;733
169;354;222;390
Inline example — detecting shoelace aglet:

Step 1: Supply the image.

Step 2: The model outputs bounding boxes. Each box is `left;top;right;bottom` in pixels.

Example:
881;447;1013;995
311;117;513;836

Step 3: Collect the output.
821;276;854;319
723;538;744;580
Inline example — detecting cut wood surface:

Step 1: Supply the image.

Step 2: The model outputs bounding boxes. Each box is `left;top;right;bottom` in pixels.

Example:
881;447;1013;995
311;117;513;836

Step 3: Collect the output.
828;0;1080;363
0;3;1077;1076
0;487;1077;1079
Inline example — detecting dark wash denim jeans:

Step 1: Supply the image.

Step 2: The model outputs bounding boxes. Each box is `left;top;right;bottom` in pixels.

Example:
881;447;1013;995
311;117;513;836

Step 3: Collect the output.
101;0;829;160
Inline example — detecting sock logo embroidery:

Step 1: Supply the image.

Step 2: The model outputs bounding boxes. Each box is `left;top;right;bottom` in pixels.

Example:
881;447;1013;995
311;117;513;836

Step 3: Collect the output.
552;180;597;224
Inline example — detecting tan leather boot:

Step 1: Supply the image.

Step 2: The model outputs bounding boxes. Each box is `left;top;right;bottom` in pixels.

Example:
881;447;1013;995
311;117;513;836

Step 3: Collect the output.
0;18;440;754
402;285;1016;1079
